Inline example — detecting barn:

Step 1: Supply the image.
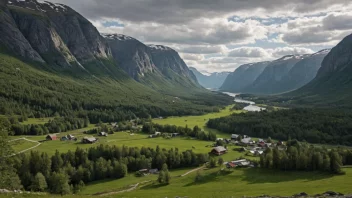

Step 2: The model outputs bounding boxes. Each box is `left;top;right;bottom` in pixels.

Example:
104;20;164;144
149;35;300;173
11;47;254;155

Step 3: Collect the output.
46;134;57;141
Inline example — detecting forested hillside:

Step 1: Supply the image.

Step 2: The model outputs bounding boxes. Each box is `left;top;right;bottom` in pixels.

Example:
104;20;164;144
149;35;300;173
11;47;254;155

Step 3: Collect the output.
0;0;232;122
207;108;352;146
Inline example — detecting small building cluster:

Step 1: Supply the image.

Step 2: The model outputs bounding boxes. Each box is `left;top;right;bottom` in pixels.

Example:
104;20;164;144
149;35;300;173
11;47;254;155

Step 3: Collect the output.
230;134;287;156
148;132;179;138
60;134;77;141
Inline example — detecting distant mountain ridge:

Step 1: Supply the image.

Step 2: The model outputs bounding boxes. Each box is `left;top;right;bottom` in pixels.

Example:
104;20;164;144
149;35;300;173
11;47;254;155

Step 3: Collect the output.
220;62;269;92
221;51;329;95
190;67;230;89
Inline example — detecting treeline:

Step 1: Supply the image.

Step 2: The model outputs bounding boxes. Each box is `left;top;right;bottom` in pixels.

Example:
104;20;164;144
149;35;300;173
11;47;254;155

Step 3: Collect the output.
7;143;209;194
207;108;352;146
7;116;89;136
260;140;352;174
142;123;217;141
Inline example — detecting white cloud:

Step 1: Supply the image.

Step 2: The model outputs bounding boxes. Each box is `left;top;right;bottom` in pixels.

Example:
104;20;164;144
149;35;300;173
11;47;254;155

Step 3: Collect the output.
46;0;352;73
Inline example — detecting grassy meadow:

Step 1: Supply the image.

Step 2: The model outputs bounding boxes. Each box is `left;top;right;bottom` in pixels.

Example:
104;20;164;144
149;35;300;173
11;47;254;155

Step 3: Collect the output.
5;106;352;198
2;168;352;198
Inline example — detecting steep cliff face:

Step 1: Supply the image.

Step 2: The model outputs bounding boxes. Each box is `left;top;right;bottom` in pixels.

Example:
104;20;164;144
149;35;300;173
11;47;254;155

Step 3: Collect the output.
9;4;78;67
0;4;44;62
148;45;198;84
290;34;352;106
103;33;157;80
316;35;352;77
220;62;269;93
246;55;308;94
276;49;329;93
190;67;229;89
1;0;111;69
43;1;111;62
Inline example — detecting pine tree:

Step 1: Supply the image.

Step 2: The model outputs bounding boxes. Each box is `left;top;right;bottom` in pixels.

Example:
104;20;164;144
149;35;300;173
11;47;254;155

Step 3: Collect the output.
30;172;47;192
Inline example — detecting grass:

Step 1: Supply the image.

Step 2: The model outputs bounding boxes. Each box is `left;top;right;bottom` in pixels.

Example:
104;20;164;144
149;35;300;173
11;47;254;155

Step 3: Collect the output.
152;105;243;138
152;105;241;130
117;168;352;198
79;168;191;195
3;168;352;198
10;139;38;153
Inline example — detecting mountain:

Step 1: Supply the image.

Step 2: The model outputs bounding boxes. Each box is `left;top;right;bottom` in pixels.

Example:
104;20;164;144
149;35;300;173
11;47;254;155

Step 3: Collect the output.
0;0;232;120
288;34;352;106
103;33;157;81
245;55;309;94
274;49;330;93
190;67;230;89
220;62;269;93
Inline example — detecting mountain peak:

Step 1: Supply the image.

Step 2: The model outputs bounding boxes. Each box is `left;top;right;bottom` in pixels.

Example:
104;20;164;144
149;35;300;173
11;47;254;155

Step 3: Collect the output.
148;44;173;51
8;0;70;13
101;33;135;41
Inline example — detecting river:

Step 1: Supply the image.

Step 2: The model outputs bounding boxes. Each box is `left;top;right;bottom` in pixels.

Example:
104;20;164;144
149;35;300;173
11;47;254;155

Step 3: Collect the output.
223;92;266;112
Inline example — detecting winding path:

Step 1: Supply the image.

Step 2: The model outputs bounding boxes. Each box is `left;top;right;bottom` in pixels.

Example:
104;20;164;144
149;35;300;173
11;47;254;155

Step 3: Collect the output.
8;138;41;156
180;166;205;177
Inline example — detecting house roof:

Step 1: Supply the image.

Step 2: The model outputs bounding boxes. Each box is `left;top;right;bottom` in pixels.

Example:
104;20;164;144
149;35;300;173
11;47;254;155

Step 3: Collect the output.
231;134;239;138
241;138;252;144
47;134;57;138
83;137;97;142
212;146;227;153
227;162;236;168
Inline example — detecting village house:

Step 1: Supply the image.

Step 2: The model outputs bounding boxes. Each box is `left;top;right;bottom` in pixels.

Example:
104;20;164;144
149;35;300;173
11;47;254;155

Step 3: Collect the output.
99;132;108;137
231;134;239;140
149;169;159;174
82;137;98;144
241;137;253;145
155;132;162;136
171;133;179;137
226;162;236;168
67;134;75;140
210;146;227;156
46;134;57;141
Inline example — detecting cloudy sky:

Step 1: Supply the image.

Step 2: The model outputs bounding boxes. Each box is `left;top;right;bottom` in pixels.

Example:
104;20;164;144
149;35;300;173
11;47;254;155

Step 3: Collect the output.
48;0;352;74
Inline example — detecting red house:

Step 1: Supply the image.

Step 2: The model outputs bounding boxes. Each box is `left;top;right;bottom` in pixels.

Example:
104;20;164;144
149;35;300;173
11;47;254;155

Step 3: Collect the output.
46;134;57;141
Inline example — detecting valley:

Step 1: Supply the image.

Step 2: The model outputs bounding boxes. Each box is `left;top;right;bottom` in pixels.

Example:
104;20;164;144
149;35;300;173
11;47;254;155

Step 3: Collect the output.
1;0;352;197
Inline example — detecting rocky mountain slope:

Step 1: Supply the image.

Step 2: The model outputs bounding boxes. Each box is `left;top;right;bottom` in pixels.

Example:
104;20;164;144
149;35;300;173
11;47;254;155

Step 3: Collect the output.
275;49;330;93
103;33;157;81
0;0;233;119
220;62;269;93
288;34;352;106
190;67;229;89
246;55;309;94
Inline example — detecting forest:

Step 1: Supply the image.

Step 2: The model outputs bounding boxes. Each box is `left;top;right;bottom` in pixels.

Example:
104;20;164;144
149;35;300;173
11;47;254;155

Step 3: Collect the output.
0;53;232;124
260;140;352;174
207;108;352;146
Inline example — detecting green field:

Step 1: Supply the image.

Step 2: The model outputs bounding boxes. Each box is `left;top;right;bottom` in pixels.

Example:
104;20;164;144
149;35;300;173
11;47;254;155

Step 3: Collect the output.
152;105;241;138
152;105;241;129
3;168;352;198
6;107;352;198
10;139;38;153
117;168;352;198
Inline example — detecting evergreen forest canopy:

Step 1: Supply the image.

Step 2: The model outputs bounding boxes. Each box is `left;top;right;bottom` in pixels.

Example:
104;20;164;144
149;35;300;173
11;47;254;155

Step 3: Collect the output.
207;108;352;146
0;52;232;125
